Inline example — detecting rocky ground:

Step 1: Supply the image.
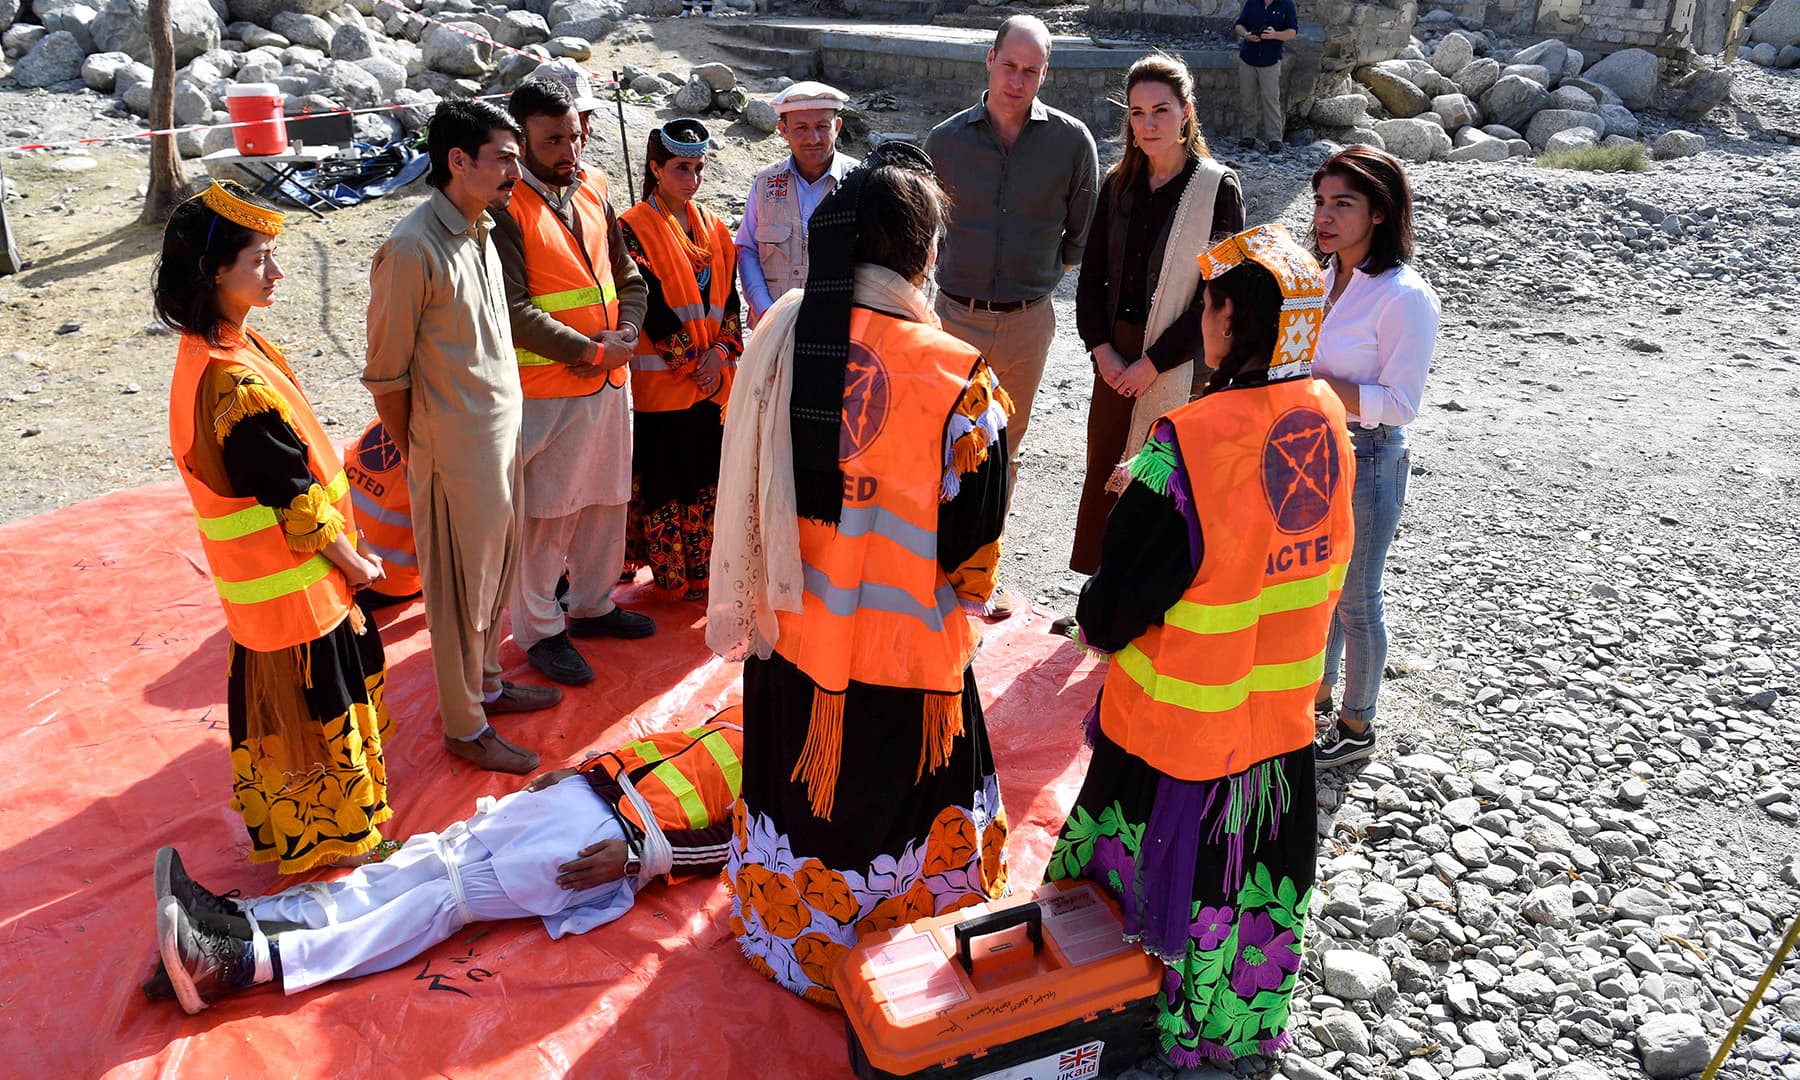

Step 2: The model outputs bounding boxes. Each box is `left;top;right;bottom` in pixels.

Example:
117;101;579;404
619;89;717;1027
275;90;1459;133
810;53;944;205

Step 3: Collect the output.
3;12;1800;1080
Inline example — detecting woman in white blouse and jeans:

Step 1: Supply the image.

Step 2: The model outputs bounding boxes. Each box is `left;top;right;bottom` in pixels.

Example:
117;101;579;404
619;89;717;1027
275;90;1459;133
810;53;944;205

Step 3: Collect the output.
1307;146;1441;768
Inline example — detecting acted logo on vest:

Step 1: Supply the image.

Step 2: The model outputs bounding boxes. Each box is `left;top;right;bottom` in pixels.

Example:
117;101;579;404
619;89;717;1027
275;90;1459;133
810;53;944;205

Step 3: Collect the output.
841;343;890;461
1262;406;1341;535
357;423;404;476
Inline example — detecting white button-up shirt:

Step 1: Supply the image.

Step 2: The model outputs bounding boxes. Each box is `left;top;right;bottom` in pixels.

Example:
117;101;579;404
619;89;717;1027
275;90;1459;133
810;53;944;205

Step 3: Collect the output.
1314;260;1441;428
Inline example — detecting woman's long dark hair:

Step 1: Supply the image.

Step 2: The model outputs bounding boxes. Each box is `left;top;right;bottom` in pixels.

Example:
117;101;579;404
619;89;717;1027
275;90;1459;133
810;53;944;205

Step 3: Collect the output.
1198;261;1284;397
1310;145;1415;275
641;130;673;204
1107;53;1210;194
152;181;268;346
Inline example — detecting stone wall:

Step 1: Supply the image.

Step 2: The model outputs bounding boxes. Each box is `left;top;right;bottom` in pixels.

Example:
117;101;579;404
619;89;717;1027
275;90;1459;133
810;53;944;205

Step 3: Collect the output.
1299;0;1420;72
1086;0;1241;34
815;30;1328;138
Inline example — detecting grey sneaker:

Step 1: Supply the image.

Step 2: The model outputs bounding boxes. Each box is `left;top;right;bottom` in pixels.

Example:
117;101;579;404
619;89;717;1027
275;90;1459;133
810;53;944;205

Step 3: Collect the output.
155;846;241;922
1315;719;1376;769
157;897;264;1015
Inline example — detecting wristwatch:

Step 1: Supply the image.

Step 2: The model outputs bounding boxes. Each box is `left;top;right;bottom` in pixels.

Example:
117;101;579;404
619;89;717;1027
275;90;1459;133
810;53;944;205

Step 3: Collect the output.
622;837;642;879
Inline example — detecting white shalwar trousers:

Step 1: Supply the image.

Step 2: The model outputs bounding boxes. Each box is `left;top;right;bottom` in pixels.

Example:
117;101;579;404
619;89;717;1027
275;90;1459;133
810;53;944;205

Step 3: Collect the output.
510;501;629;651
246;776;634;993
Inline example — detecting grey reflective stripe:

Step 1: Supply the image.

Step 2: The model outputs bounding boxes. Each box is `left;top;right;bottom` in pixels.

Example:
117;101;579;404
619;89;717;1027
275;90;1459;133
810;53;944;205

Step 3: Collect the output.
361;539;418;568
837;504;936;561
801;564;958;632
668;302;726;325
349;487;412;530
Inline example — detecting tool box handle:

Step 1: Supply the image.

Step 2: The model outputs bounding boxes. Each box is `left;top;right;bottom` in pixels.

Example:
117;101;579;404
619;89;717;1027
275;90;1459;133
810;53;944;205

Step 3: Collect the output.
954;903;1044;973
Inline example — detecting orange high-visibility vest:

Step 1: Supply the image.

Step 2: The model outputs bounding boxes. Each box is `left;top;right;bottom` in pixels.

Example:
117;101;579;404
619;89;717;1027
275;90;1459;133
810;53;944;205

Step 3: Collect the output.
1100;378;1355;781
169;329;356;653
582;709;744;877
504;170;626;397
619;197;737;414
772;309;985;696
343;419;421;599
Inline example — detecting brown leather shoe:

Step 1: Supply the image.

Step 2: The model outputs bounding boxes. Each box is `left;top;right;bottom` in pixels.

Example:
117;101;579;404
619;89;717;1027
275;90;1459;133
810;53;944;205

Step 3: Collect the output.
484;680;563;716
444;730;540;774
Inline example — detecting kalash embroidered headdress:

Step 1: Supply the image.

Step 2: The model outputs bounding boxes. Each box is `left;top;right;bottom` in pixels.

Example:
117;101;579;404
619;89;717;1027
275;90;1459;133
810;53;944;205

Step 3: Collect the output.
1195;222;1324;376
182;180;286;238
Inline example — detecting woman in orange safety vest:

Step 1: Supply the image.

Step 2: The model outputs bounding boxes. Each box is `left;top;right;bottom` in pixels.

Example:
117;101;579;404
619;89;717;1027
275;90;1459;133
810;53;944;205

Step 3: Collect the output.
710;144;1014;1007
1046;224;1353;1064
155;181;395;875
617;119;743;602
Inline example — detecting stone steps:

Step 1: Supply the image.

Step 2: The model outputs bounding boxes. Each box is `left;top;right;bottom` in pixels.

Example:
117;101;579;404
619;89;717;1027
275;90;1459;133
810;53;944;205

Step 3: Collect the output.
715;39;822;79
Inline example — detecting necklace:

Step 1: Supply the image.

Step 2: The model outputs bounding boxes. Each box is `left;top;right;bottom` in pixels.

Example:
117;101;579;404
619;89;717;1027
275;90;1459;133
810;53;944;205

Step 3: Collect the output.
650;192;712;274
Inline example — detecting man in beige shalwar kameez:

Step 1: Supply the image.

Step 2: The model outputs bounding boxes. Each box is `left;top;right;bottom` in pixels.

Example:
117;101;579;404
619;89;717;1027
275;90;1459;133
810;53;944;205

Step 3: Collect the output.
363;99;562;775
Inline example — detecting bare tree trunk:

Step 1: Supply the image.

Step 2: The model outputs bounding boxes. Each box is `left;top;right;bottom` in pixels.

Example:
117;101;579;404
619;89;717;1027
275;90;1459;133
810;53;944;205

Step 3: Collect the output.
138;0;187;225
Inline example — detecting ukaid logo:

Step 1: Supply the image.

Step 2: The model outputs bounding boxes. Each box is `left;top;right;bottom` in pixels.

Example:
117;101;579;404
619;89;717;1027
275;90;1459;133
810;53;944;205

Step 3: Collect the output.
972;1039;1104;1080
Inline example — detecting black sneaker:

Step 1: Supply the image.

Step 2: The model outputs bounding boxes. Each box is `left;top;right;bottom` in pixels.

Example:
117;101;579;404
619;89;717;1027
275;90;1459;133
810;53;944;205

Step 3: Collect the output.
1315;719;1376;769
157;897;263;1014
526;631;595;686
142;961;177;1001
1238;136;1257;150
568;606;656;640
154;847;242;922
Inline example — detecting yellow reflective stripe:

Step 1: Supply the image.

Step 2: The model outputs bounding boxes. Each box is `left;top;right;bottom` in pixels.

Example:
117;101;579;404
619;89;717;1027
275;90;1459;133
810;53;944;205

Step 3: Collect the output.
1163;563;1348;637
530;283;617;314
515;347;559;368
696;730;742;804
1114;643;1326;715
650;759;707;828
624;740;665;766
213;552;335;605
195;471;349;542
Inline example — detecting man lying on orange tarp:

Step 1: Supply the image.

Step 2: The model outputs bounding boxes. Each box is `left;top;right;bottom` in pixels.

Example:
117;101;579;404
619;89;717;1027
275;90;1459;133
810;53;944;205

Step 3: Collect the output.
144;712;743;1015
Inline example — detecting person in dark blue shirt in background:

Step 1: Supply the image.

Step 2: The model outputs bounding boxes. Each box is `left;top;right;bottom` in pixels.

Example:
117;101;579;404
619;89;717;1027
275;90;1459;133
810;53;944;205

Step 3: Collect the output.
1234;0;1299;153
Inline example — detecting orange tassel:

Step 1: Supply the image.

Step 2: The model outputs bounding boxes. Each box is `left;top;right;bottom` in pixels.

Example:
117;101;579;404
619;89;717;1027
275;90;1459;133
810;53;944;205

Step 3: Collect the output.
917;692;964;781
346;604;366;636
791;686;845;821
992;381;1015;419
951;426;988;478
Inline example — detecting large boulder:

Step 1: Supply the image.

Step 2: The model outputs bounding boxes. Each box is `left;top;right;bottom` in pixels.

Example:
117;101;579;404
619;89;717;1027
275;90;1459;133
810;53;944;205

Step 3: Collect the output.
1599;102;1639;138
227;0;334;22
229;21;286;49
495;10;549;47
270;10;330;52
1502;62;1554;87
1543;127;1599;153
1752;41;1780;64
236;48;279;81
323;58;384;107
1748;0;1800;46
1431;30;1474;75
1339;126;1385;150
91;0;220;64
13;26;82;85
744;96;778;133
80;48;132;89
40;1;94;53
1511;38;1568;74
1355;64;1430;118
1524;107;1603;148
672;73;712;112
1637;1014;1709;1080
173;79;213;125
1480;74;1550;130
330;20;383;62
0;0;19;31
1452;57;1501;97
422;21;490;76
4;23;46;58
1546;84;1597;112
1431;92;1478;129
487;46;545;92
1447;127;1508;162
1309;93;1370;127
547;0;621;40
1581;47;1657;110
354;53;406;95
1652;128;1705;159
1372;117;1450;162
1780;43;1800;66
692;61;734;92
1561;76;1622;107
1670;65;1732;120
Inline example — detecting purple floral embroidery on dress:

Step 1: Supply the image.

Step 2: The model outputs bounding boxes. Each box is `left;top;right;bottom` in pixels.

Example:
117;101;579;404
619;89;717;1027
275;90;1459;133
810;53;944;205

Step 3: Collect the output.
1227;910;1300;999
1091;835;1135;899
1190;905;1234;951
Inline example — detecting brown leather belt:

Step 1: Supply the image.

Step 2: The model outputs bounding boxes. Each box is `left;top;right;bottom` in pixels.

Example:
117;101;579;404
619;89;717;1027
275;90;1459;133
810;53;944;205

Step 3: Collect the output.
940;290;1045;314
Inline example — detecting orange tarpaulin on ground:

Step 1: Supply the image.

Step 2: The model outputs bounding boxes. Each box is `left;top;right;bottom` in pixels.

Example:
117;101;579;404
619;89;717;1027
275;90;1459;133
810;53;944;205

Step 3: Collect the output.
0;484;1103;1078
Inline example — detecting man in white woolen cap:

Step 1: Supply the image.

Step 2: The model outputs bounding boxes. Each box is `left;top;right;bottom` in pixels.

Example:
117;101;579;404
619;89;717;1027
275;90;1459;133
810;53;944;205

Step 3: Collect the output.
735;81;860;327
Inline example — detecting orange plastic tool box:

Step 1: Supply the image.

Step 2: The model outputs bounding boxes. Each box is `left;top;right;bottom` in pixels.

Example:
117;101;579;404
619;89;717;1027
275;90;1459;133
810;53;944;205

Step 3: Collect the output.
835;880;1164;1079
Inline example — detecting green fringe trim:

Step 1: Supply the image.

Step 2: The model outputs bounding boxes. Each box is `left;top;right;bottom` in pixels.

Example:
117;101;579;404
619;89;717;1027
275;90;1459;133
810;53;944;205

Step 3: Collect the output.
1125;435;1177;497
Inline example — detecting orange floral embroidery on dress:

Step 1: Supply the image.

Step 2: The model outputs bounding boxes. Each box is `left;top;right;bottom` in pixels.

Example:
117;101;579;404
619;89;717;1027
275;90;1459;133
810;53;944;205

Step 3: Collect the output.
795;861;859;925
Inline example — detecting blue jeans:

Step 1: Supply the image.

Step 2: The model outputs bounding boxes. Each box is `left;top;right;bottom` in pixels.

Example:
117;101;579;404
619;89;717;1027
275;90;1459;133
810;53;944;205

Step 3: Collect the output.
1321;425;1410;725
